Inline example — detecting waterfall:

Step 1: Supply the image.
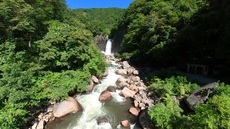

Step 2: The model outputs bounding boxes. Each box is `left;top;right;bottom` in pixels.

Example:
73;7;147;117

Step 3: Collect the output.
105;39;112;55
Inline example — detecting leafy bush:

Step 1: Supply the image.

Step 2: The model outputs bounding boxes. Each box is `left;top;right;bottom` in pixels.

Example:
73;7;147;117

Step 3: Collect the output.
151;67;184;79
148;75;199;97
34;70;91;101
73;8;125;36
0;1;107;128
112;0;206;66
189;94;230;129
148;80;230;129
148;94;182;129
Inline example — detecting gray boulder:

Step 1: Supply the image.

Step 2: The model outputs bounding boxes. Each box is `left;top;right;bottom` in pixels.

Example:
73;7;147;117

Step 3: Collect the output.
186;82;216;110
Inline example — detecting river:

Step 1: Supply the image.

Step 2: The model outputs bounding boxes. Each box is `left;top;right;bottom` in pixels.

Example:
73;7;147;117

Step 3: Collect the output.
46;40;141;129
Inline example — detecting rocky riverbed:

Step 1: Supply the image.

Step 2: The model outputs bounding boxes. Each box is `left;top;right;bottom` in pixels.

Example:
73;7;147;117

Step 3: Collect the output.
30;55;157;129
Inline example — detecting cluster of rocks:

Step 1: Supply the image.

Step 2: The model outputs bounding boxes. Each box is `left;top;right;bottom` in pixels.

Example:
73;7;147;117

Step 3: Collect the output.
116;61;154;110
30;97;83;129
30;57;155;129
97;59;155;128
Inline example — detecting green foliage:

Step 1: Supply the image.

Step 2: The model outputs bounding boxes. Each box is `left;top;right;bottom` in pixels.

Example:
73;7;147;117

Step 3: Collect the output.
73;8;125;36
151;67;184;79
112;0;205;65
35;21;93;71
116;50;139;60
33;70;91;101
175;0;230;72
111;0;230;129
0;1;107;128
0;0;67;50
35;20;107;74
148;75;198;97
214;82;230;97
148;94;182;129
148;76;230;129
189;94;230;129
0;103;28;129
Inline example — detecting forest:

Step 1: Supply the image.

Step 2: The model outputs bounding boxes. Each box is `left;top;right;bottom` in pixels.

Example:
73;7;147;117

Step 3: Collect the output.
0;0;229;129
0;0;109;128
111;0;230;128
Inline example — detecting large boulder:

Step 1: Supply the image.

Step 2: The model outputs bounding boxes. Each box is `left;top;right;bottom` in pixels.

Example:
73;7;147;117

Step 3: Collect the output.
186;82;216;110
131;76;140;82
122;61;130;69
117;81;129;89
53;97;82;118
92;76;100;84
116;69;127;75
129;107;139;116
116;77;129;88
120;87;136;98
99;90;113;102
127;67;135;75
121;120;130;128
133;70;139;75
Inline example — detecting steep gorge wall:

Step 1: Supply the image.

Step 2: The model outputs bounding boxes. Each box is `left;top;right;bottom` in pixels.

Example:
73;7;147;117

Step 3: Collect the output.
94;34;108;52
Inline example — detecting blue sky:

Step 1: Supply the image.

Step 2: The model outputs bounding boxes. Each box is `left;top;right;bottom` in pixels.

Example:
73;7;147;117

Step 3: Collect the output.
66;0;134;9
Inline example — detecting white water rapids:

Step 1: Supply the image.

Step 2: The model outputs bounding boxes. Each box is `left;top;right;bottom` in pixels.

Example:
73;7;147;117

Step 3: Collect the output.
70;64;125;129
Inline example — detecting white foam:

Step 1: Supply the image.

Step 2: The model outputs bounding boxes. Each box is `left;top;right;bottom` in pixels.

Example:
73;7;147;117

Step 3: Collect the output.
116;123;136;129
111;90;126;103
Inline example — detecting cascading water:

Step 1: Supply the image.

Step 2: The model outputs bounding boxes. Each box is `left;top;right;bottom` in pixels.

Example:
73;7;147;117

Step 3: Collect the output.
47;40;140;129
105;39;112;56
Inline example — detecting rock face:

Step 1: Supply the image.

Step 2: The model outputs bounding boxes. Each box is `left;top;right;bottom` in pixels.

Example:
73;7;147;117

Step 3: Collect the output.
53;97;82;118
186;82;216;110
94;33;107;51
99;90;113;102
